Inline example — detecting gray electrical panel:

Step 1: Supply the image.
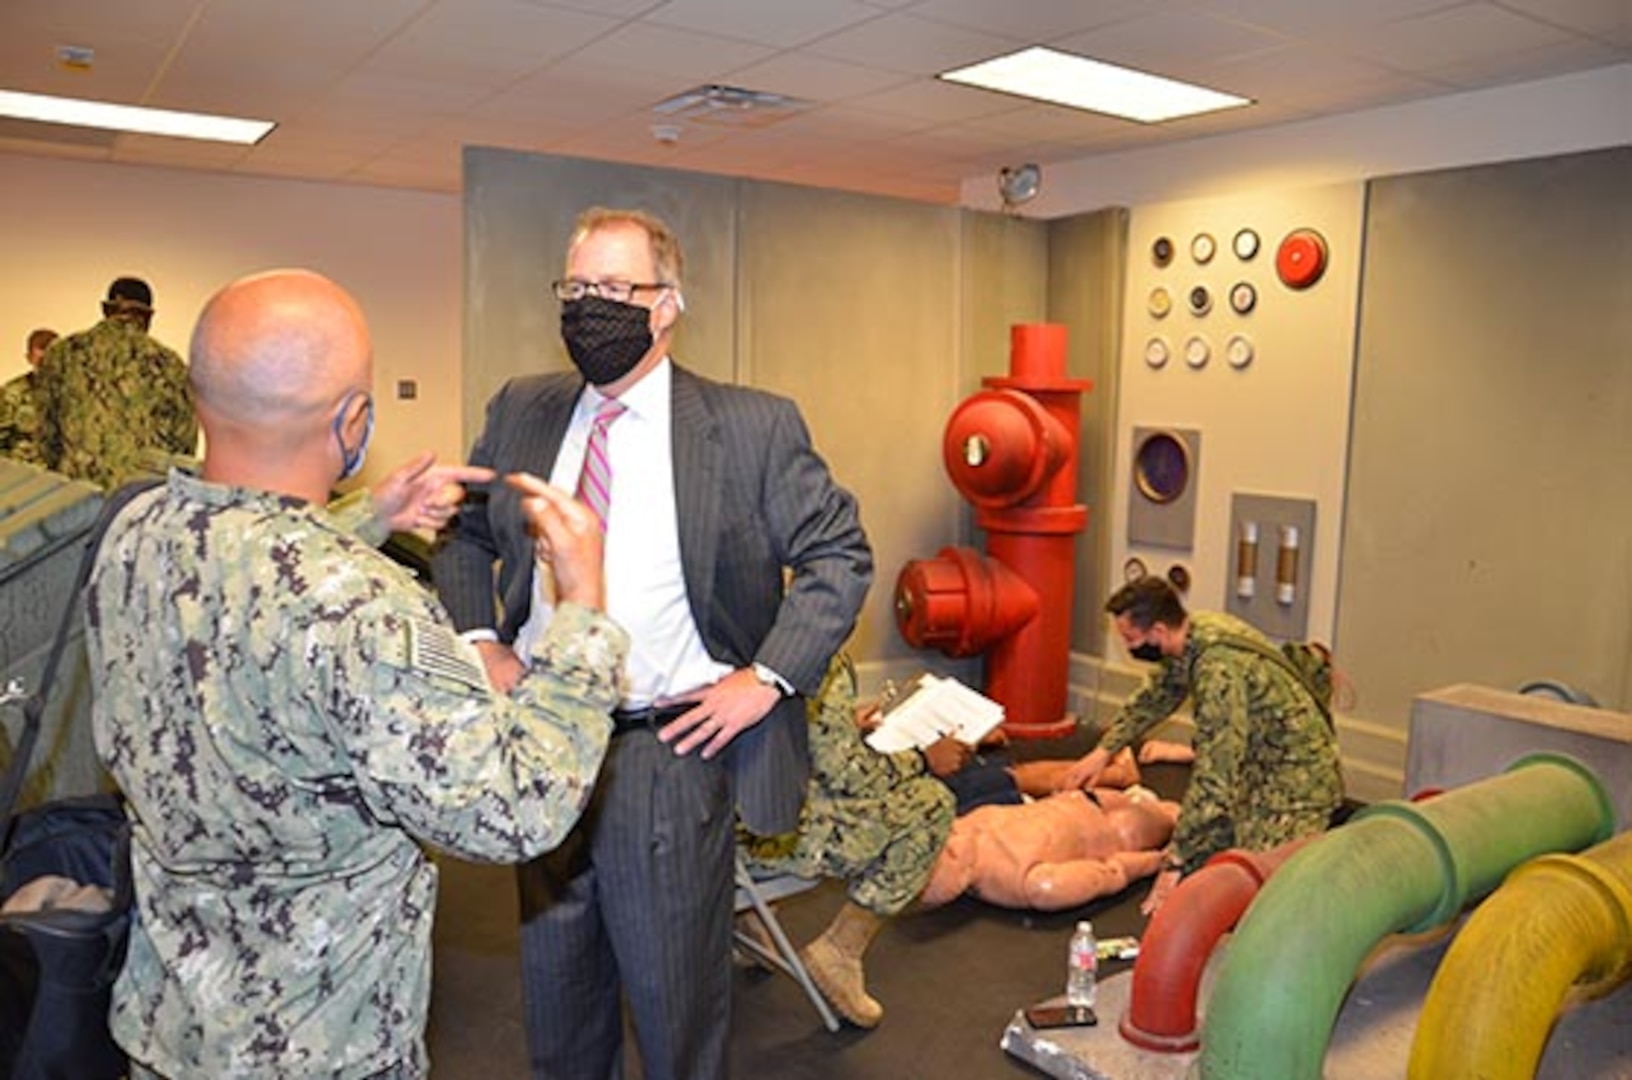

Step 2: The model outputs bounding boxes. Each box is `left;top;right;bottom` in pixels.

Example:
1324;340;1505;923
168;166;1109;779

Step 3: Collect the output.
1225;492;1316;640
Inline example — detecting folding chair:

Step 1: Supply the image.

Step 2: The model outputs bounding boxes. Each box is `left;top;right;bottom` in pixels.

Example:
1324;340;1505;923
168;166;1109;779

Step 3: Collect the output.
732;850;840;1032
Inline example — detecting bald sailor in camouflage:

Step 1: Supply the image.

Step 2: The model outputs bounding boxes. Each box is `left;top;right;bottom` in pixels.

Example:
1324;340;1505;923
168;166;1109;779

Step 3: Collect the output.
87;269;629;1080
1058;576;1342;915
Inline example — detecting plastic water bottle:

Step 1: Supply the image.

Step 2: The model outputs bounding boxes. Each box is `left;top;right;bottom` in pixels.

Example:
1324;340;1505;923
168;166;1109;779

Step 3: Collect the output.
1066;920;1098;1007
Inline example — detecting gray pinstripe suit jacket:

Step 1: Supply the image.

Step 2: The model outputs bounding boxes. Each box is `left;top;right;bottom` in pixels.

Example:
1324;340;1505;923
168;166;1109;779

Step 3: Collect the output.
433;363;873;834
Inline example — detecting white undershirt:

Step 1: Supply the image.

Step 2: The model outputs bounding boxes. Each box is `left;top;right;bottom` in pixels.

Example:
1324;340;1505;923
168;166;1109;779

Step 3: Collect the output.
514;359;729;706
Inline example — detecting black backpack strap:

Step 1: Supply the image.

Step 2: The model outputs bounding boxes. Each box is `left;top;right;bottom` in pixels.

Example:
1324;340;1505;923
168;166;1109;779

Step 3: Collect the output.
0;479;163;823
1204;631;1332;726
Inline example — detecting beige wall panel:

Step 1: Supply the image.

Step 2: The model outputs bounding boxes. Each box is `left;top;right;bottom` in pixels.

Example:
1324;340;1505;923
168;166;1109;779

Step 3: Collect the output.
1111;184;1365;650
1339;147;1632;745
735;183;970;661
1048;209;1128;658
0;154;463;493
462;148;739;445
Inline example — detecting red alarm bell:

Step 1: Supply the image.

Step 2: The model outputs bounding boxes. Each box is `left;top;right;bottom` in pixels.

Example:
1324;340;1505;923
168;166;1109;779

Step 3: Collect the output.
1276;228;1328;289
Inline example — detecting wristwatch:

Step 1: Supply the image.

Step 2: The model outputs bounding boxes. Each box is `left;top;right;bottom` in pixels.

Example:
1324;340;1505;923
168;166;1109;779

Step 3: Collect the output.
751;662;793;698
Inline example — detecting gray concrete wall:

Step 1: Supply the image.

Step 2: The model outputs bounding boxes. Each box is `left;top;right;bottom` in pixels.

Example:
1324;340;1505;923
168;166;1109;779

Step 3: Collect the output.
1406;684;1631;828
1338;147;1632;742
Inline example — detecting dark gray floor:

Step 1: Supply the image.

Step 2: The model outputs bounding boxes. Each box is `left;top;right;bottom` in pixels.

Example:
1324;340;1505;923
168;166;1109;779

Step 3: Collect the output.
423;757;1632;1080
423;753;1185;1080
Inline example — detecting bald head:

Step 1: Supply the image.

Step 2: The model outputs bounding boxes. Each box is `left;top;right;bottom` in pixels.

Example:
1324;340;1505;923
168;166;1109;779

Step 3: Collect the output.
190;269;371;429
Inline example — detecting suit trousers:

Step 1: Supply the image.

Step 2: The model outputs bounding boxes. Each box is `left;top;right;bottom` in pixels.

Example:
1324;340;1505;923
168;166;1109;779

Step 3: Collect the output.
517;729;734;1080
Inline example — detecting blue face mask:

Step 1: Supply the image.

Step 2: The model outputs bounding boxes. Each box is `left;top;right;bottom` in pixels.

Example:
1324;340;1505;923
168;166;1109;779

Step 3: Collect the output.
332;390;374;481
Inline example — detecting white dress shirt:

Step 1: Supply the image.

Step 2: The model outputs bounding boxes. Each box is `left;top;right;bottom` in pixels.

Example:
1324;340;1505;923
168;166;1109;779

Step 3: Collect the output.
514;359;730;706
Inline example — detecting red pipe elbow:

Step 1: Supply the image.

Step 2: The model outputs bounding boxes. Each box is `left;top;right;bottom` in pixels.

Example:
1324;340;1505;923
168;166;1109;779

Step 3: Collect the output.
1120;840;1314;1052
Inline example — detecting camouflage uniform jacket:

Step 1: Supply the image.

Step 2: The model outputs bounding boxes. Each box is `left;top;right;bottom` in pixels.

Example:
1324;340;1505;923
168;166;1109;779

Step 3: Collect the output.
87;471;628;1080
0;371;43;464
1099;611;1342;874
36;318;197;488
741;658;954;915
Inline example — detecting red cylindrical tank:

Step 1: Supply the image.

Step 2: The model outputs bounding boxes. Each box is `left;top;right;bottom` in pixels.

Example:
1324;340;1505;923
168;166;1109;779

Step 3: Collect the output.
896;324;1091;738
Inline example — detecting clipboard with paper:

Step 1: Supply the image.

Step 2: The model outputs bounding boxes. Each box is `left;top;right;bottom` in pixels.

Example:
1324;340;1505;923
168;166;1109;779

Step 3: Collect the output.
863;673;1005;753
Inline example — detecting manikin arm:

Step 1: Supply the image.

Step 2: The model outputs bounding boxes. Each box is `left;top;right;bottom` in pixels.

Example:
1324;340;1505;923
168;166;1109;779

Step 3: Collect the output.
1022;849;1167;911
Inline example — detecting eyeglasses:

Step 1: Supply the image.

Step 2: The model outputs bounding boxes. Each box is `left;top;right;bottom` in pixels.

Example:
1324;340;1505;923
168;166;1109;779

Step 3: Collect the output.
551;279;672;303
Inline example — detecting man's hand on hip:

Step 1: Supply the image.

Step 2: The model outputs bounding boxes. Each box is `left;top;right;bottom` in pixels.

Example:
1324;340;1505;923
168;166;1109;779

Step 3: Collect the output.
659;668;782;760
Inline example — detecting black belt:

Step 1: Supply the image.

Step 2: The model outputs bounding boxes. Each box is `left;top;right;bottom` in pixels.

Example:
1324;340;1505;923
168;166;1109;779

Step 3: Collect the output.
610;704;693;734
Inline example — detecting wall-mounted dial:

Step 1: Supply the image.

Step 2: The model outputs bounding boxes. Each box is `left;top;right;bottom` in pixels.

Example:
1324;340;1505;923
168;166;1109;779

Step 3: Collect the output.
1147;286;1172;319
1144;337;1171;369
1226;334;1255;369
1184;335;1210;369
1188;284;1212;317
1233;228;1260;261
1230;281;1258;315
1191;232;1216;264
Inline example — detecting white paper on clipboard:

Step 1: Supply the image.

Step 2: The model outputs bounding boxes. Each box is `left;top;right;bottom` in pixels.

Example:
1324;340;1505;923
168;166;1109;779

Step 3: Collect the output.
864;673;1004;753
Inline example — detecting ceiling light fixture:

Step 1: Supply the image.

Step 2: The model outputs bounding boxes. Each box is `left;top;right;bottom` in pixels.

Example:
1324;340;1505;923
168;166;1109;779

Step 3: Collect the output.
940;46;1250;124
0;90;275;144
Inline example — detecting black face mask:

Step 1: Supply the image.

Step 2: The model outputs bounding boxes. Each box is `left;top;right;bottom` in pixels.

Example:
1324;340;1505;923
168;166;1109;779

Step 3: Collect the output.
560;296;653;386
1130;640;1164;663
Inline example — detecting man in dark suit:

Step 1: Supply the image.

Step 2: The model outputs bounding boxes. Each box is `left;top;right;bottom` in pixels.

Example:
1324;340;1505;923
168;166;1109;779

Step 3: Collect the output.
434;206;873;1080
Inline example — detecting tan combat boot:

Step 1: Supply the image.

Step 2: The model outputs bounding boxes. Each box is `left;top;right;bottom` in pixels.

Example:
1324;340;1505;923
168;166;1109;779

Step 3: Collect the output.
799;901;886;1028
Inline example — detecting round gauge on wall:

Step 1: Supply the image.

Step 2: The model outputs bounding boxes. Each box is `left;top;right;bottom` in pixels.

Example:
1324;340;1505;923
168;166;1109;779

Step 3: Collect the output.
1233;227;1260;261
1144;337;1171;369
1147;286;1172;319
1184;335;1210;369
1230;281;1257;315
1188;284;1212;317
1226;334;1255;369
1152;236;1174;268
1190;232;1217;264
1123;556;1149;583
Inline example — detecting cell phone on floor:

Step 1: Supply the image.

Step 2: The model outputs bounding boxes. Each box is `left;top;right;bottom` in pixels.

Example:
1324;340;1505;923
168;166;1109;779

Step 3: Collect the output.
1024;1003;1098;1029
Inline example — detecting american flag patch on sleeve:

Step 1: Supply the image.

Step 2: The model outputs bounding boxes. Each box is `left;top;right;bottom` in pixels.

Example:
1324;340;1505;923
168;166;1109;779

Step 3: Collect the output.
405;617;488;689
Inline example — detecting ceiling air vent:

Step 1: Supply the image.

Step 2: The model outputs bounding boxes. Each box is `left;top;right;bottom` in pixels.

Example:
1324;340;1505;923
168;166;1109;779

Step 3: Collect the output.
650;84;810;129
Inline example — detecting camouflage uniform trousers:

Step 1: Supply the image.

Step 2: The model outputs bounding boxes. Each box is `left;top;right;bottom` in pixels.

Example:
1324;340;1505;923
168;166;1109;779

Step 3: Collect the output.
742;774;955;917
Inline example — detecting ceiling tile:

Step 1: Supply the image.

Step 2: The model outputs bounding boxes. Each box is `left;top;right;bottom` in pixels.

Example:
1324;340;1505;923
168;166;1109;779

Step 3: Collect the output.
723;52;915;102
644;0;885;48
1192;42;1433;104
547;20;778;82
1494;0;1632;42
181;0;423;68
844;78;1030;123
1340;3;1579;71
1194;0;1465;38
1053;9;1293;76
362;0;621;84
1430;36;1626;87
905;0;1155;41
805;11;1025;74
4;0;200;47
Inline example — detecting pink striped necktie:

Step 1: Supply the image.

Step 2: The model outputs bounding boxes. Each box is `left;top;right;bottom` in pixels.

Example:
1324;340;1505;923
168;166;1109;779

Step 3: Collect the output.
576;398;627;533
